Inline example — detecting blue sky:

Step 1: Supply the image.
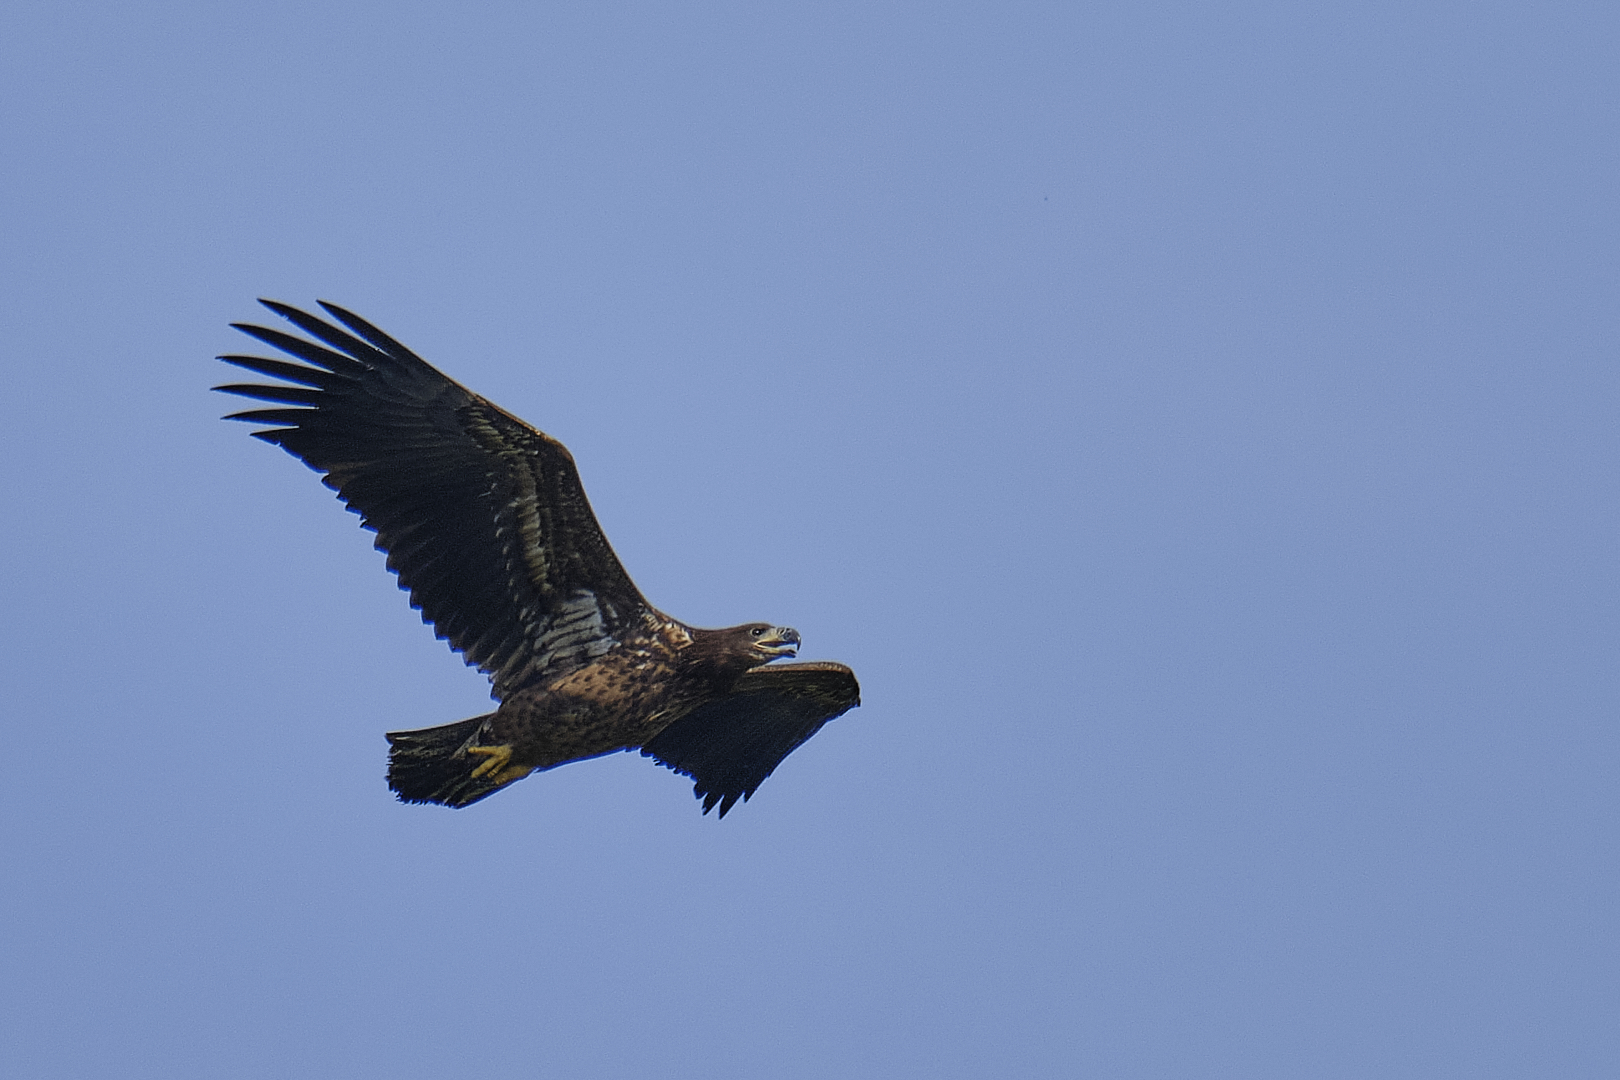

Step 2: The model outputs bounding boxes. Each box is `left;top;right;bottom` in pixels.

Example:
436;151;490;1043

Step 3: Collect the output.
2;2;1616;1076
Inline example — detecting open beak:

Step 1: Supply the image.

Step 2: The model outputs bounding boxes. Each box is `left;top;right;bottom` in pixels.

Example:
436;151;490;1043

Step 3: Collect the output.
755;626;800;658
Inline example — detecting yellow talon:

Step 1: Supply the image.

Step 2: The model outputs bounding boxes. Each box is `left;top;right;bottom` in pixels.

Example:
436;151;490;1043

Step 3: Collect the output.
466;744;532;785
466;743;509;778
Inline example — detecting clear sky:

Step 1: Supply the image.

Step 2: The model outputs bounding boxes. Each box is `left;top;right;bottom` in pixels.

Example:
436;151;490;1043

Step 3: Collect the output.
2;2;1616;1077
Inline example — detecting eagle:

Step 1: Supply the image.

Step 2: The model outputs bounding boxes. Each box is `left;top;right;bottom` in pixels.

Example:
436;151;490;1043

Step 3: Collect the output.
217;300;859;817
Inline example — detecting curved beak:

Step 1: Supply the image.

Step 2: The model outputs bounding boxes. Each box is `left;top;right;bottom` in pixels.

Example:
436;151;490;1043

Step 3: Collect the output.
755;626;800;658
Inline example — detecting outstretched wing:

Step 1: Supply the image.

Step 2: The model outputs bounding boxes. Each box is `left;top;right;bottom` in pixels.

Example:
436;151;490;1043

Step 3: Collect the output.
642;662;861;817
217;299;653;697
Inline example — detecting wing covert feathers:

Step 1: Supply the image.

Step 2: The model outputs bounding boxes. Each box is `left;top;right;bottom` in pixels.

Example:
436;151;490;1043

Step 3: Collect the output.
217;300;651;695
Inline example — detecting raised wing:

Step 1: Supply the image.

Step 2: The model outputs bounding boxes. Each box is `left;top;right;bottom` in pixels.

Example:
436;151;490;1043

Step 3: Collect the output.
642;662;860;817
216;300;652;696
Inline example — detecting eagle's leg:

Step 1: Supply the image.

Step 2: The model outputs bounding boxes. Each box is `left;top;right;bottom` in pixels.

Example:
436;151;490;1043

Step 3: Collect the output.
466;744;534;785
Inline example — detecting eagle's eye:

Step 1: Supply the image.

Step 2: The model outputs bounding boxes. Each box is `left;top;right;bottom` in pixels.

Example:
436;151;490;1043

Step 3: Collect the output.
750;627;764;637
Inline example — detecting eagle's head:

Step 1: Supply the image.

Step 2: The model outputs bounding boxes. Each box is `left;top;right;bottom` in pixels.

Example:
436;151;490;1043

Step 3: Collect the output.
740;622;800;661
684;622;801;677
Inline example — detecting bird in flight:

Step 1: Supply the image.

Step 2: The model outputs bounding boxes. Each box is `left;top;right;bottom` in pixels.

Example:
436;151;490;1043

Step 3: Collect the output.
217;300;859;817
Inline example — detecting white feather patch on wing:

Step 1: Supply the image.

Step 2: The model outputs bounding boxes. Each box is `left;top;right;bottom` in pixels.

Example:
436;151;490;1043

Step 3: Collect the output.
533;588;618;672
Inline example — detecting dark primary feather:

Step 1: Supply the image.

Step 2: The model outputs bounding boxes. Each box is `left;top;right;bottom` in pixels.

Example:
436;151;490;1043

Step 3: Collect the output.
216;300;652;697
642;662;861;817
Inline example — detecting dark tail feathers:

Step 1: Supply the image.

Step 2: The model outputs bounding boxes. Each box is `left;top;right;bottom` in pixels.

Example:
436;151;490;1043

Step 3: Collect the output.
385;714;508;808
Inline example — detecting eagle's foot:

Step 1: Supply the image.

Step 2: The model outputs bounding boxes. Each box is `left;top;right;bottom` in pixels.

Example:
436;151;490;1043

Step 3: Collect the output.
466;744;533;785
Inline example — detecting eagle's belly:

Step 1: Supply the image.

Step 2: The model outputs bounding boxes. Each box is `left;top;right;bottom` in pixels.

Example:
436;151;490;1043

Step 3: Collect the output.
487;651;709;771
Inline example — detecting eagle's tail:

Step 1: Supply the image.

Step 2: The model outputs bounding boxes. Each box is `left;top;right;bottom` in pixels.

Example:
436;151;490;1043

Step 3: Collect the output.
385;714;510;808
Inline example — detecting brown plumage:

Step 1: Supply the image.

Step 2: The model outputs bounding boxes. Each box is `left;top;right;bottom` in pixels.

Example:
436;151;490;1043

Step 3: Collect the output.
217;300;859;816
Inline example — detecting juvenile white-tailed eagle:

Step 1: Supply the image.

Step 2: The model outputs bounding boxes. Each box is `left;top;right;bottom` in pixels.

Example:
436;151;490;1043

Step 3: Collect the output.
217;300;859;817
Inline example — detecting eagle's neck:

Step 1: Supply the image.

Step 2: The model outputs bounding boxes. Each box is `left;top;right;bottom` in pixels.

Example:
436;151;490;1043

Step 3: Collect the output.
677;627;766;687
